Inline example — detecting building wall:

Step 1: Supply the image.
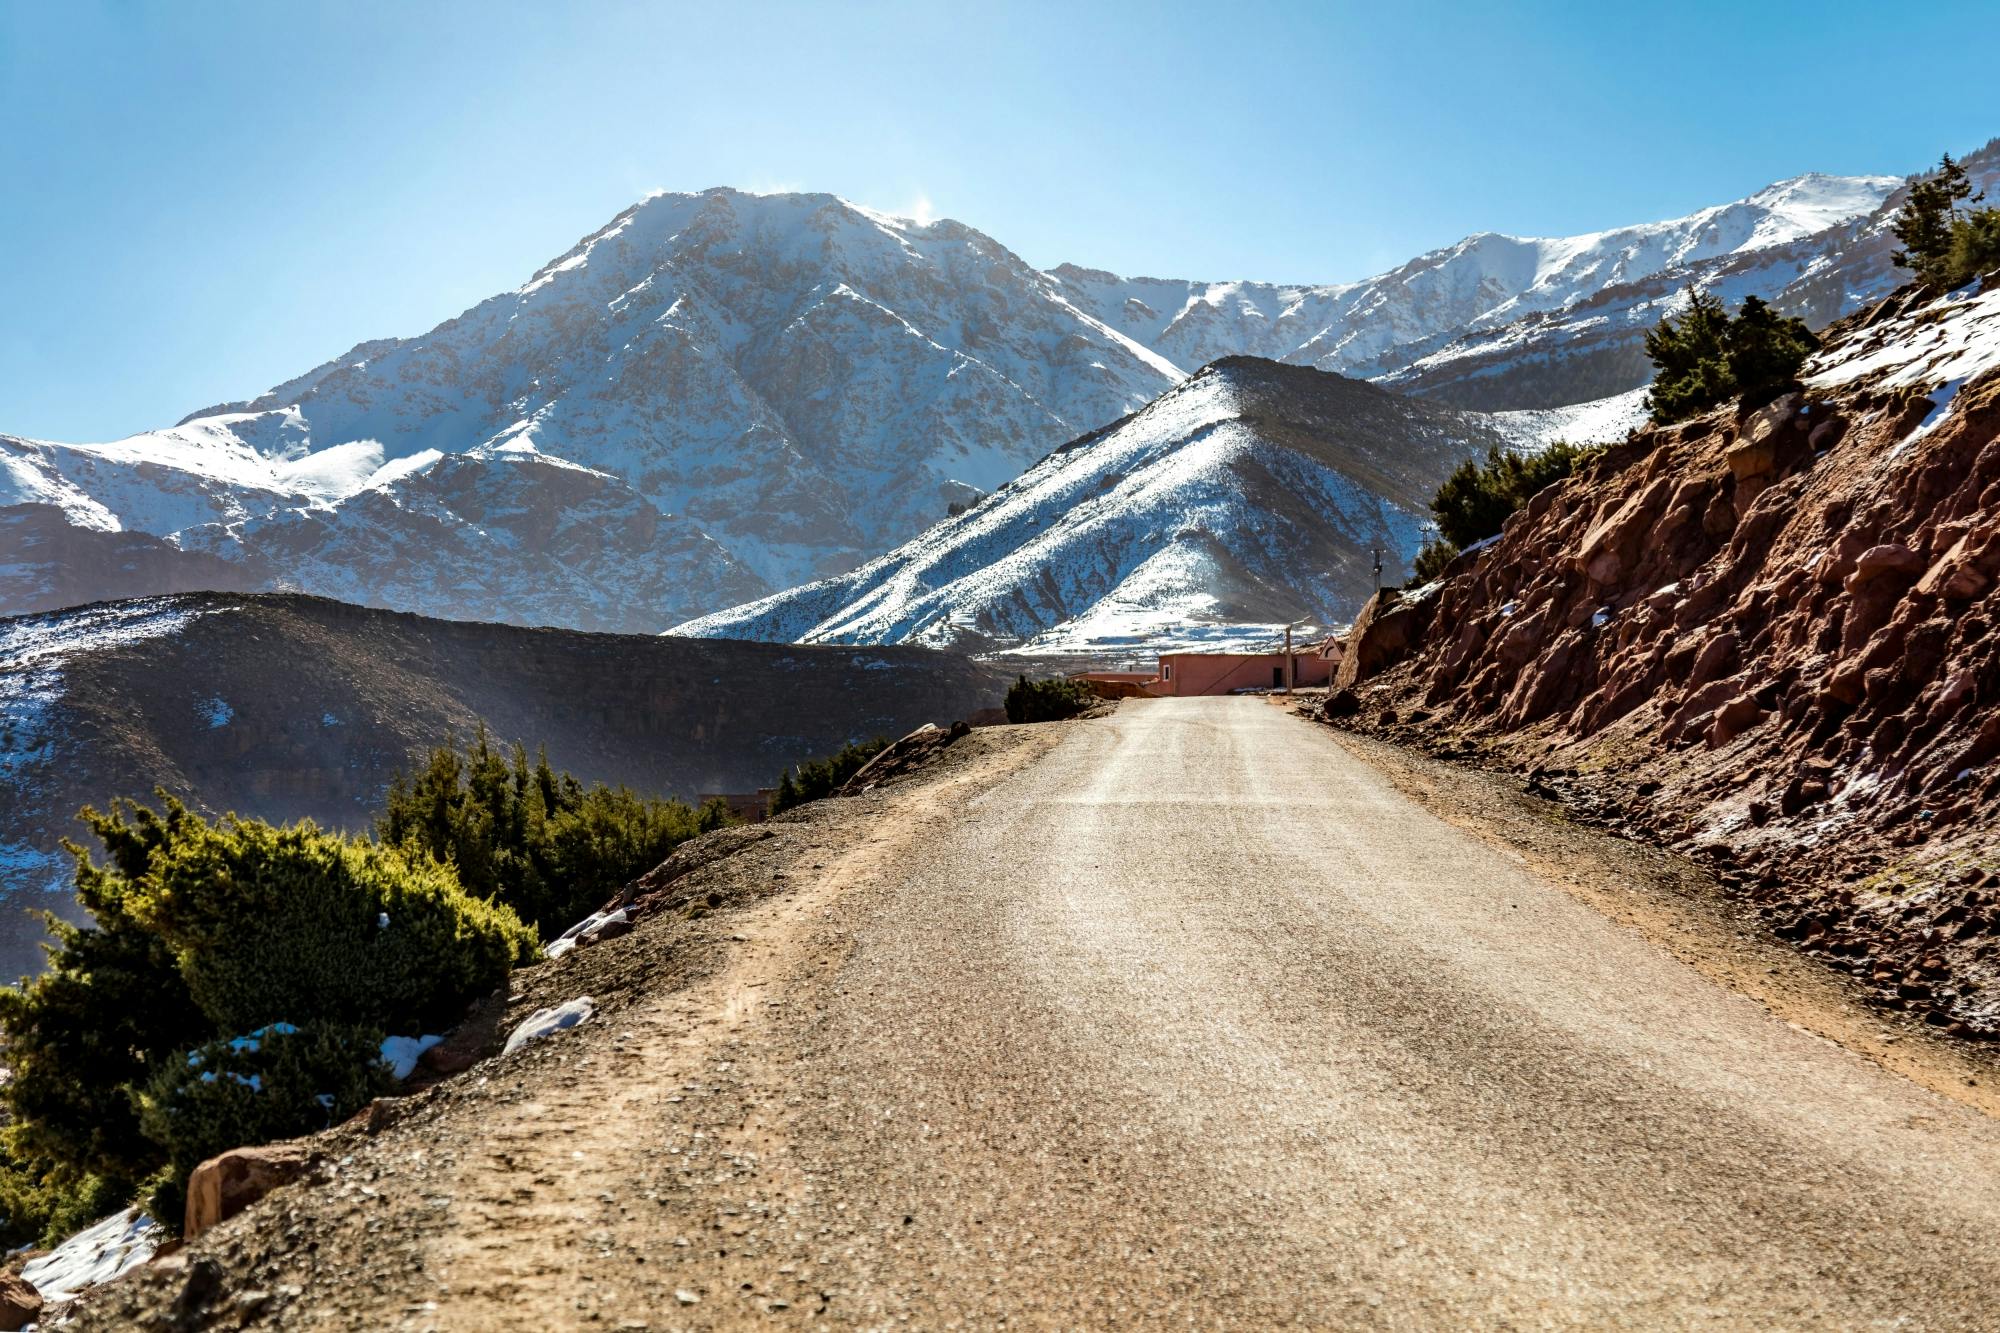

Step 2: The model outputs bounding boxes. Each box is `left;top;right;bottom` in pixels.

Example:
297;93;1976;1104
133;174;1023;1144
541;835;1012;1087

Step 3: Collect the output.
1151;652;1332;696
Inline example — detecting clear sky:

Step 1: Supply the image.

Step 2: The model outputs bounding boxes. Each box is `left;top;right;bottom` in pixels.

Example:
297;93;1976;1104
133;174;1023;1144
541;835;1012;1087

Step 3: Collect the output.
3;0;1994;441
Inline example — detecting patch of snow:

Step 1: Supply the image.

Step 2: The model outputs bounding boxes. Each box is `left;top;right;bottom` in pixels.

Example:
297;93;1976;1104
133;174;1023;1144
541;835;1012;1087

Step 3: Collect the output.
20;1207;163;1305
503;997;595;1055
199;696;233;728
1488;387;1650;451
544;908;630;959
379;1034;445;1080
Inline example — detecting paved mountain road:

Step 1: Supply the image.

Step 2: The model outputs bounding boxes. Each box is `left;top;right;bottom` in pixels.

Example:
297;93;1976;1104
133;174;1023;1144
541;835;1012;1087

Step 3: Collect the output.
773;696;2000;1327
87;697;2000;1329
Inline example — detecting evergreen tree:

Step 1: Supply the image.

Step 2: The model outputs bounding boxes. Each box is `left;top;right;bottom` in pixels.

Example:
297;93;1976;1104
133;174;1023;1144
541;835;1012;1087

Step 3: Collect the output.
1429;440;1597;549
1642;290;1818;425
378;730;732;935
1643;288;1734;424
1723;295;1819;399
1892;153;1981;291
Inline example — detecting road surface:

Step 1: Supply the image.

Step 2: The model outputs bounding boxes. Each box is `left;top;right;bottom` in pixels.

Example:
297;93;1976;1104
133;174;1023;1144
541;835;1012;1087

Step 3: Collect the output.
95;696;2000;1329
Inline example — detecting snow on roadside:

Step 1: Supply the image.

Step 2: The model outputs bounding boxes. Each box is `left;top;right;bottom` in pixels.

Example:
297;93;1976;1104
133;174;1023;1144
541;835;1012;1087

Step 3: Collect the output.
20;1207;163;1306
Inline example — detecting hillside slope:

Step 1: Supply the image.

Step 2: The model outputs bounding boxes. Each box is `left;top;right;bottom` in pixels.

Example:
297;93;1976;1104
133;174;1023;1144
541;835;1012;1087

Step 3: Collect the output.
670;358;1511;653
0;592;1009;979
1328;276;2000;1033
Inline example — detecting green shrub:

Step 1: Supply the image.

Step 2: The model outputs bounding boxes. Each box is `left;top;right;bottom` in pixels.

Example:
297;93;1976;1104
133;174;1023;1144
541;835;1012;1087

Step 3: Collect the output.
1946;208;2000;290
1892;152;1999;292
125;806;535;1035
769;737;891;815
378;730;734;936
1004;675;1095;724
136;1021;391;1227
1429;440;1597;549
0;795;539;1236
0;808;209;1191
1643;291;1818;425
0;1153;128;1250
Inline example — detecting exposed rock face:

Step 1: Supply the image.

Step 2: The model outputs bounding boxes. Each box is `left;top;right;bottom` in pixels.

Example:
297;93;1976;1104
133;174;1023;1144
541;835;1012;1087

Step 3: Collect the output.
184;1142;319;1239
0;1273;41;1331
1334;588;1434;691
1330;280;2000;1034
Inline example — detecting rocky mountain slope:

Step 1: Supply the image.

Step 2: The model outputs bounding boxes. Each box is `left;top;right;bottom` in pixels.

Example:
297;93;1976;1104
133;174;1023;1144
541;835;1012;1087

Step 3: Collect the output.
1325;275;2000;1035
9;152;1965;632
0;592;1009;980
669;357;1510;654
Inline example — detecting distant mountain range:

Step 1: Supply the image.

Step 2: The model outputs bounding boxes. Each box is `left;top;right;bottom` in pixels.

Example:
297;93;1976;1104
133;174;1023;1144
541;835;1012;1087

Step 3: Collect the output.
6;140;1993;635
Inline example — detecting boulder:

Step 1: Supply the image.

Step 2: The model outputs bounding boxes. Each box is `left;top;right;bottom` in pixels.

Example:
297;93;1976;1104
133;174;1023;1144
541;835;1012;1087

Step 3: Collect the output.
184;1142;318;1239
1846;543;1922;588
1724;436;1778;484
1706;694;1768;749
0;1273;40;1331
837;720;971;795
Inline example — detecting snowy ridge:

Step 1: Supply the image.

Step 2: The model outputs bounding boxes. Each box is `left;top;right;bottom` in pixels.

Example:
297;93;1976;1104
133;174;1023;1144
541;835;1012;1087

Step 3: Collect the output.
670;358;1509;653
1051;172;1900;392
4;189;1184;629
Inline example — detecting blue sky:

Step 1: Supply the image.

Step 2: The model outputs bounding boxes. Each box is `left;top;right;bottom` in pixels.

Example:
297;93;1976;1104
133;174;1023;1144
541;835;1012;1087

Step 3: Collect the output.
2;0;1994;440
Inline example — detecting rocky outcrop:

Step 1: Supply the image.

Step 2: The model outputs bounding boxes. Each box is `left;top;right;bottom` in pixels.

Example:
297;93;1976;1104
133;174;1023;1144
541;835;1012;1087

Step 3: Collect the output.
184;1143;320;1239
0;1273;41;1331
1329;280;2000;1034
838;721;971;794
1333;588;1435;691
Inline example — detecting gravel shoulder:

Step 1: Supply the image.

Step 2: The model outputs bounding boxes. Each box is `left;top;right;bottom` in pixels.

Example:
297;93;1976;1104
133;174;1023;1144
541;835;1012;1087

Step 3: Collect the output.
73;699;2000;1330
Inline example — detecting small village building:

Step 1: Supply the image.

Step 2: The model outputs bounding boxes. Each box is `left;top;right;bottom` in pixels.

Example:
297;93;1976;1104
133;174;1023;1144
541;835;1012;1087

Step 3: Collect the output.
1075;642;1338;698
1149;650;1334;696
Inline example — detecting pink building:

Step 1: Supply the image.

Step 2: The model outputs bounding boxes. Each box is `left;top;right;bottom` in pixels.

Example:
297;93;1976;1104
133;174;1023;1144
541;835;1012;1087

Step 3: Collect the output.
1077;644;1337;698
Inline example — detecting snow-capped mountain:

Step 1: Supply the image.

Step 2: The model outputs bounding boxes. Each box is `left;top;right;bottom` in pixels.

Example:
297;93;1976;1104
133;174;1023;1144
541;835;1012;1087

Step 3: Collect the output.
1383;142;2000;408
670;358;1510;655
1052;171;1907;409
6;147;1978;633
4;189;1182;629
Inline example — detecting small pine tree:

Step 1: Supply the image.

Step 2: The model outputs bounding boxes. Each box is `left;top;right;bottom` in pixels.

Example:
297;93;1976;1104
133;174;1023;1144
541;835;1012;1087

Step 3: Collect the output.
1892;153;1981;291
1643;288;1735;424
1643;289;1818;424
769;769;800;816
1428;441;1597;549
1722;295;1819;401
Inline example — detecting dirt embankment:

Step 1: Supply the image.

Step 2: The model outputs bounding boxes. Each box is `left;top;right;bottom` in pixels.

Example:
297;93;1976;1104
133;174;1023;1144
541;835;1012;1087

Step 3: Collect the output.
1325;280;2000;1036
